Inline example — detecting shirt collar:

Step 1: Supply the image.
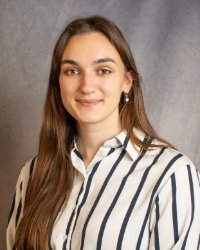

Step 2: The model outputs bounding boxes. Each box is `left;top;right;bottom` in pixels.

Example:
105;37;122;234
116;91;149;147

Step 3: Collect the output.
114;128;146;161
72;127;147;162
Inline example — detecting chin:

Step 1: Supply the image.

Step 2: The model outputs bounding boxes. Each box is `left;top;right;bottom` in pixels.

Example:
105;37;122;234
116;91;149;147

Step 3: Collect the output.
79;119;102;124
76;116;103;124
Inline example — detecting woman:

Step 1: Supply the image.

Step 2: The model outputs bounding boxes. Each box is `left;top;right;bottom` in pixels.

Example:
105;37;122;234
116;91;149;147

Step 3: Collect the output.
7;16;200;250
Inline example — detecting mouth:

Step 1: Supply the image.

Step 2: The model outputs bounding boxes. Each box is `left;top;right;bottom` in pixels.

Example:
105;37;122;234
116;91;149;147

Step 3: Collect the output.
76;99;102;107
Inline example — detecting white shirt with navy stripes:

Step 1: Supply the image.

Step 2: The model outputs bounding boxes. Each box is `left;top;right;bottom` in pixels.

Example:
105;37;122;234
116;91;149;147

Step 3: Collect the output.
7;129;200;250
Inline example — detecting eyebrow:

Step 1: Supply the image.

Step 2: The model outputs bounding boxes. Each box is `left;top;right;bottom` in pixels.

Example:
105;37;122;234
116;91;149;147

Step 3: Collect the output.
61;57;116;65
94;58;116;64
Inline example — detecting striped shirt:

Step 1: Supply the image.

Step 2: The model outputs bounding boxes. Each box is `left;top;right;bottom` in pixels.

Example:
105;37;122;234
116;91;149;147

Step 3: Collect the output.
7;129;200;250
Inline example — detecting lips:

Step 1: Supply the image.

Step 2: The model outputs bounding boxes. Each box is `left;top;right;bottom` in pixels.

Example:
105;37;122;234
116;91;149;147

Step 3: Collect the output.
76;99;102;107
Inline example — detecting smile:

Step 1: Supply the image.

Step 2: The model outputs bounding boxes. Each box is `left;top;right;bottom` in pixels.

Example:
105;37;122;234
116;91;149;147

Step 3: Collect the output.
76;99;102;107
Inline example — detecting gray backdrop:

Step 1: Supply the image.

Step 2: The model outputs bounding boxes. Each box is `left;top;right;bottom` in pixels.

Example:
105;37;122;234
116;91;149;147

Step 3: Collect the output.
0;0;199;248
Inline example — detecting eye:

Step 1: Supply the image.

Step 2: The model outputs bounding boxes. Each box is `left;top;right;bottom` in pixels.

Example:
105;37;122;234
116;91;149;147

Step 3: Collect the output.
98;68;112;75
64;68;80;75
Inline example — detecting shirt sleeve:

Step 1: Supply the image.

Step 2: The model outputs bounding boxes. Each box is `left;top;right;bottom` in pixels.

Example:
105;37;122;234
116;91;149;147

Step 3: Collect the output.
6;158;35;250
149;162;200;250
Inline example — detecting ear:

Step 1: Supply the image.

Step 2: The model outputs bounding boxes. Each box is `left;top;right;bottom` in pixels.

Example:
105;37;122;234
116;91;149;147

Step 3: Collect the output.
123;70;133;93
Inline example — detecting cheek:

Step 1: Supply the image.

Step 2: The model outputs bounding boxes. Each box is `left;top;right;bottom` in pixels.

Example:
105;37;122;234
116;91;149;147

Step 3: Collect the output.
59;85;74;113
59;80;77;99
101;79;124;96
60;85;69;96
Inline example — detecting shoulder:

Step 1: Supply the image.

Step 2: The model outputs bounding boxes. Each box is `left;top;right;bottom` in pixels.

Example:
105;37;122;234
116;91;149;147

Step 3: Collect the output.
19;156;37;184
13;156;37;208
146;141;199;192
147;137;197;169
147;146;200;249
6;157;37;249
132;128;199;180
15;156;37;204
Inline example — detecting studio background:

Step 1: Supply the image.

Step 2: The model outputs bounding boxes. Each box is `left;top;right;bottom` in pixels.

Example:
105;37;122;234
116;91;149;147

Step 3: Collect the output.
0;0;199;248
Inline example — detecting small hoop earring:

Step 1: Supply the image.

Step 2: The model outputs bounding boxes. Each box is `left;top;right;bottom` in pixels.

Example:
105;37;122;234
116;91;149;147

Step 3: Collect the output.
124;93;129;103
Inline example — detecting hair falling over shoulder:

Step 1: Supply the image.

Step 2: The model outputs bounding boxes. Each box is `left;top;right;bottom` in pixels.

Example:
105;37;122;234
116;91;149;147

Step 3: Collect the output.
14;15;174;249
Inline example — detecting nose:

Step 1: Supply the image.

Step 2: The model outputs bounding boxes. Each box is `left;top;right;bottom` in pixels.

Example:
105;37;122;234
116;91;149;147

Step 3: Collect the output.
79;72;96;94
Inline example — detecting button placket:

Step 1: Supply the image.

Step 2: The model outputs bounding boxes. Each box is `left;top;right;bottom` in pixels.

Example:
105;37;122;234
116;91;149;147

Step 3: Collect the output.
65;176;88;249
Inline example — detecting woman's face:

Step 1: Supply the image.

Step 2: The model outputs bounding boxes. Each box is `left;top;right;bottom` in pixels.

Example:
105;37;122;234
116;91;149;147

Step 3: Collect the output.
59;32;132;128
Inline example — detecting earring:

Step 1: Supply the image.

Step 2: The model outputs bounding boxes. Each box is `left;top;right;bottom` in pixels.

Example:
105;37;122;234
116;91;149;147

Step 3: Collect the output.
124;93;129;103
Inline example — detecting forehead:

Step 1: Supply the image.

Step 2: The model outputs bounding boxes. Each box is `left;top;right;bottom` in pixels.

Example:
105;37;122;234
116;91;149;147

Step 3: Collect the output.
62;32;122;62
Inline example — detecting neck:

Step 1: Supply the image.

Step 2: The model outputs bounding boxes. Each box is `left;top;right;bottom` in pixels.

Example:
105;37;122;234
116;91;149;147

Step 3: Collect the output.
76;118;122;167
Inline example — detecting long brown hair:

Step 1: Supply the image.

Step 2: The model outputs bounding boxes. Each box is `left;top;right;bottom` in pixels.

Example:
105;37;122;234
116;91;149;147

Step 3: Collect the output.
14;15;173;249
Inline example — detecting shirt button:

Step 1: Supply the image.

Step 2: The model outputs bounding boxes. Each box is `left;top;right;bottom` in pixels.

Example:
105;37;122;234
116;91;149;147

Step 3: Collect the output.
63;235;68;241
